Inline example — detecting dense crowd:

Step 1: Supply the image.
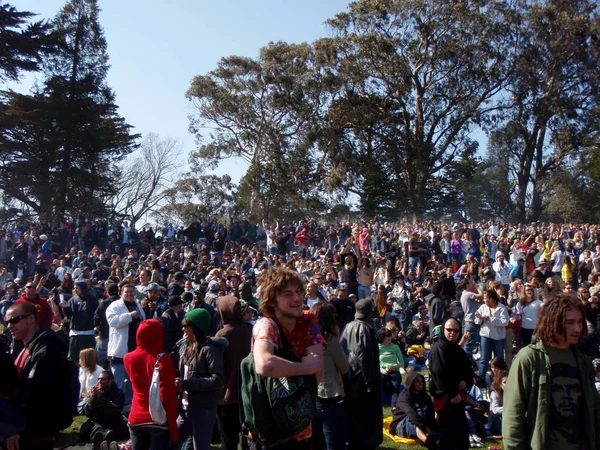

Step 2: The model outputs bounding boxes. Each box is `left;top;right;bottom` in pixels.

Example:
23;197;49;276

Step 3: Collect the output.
1;218;600;450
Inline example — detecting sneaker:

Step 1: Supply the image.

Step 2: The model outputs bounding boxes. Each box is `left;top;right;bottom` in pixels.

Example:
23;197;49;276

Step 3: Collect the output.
109;442;119;450
469;435;477;448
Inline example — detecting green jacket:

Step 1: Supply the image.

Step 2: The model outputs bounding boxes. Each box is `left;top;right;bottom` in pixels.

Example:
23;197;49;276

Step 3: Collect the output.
503;340;600;450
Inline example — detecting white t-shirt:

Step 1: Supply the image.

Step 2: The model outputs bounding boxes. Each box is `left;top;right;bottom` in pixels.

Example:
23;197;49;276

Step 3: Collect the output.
516;300;543;330
551;251;564;273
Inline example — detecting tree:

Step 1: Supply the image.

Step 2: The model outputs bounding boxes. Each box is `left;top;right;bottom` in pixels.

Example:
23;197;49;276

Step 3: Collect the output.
491;0;600;221
0;3;50;82
153;175;237;226
110;133;181;227
319;0;517;221
0;0;137;223
187;41;330;221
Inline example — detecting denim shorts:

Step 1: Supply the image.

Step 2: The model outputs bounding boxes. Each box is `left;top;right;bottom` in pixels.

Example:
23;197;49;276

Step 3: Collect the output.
395;416;417;439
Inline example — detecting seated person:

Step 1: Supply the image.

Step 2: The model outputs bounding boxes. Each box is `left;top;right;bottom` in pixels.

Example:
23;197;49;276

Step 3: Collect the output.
78;348;103;412
406;319;428;347
411;305;430;329
488;370;507;436
485;356;507;392
377;327;405;408
389;371;437;450
78;370;128;447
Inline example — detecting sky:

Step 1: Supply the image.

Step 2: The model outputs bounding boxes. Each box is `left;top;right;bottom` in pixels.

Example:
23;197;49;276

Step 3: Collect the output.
9;0;353;181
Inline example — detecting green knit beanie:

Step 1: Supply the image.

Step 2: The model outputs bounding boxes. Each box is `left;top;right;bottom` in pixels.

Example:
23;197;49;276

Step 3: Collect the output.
185;308;211;334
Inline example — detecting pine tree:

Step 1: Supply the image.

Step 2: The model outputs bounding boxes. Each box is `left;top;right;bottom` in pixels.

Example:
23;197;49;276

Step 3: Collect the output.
0;0;138;223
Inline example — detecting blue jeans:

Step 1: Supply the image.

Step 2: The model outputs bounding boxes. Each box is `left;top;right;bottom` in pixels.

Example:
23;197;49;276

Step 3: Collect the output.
129;424;169;450
358;285;371;301
478;336;505;378
462;322;480;369
451;253;462;266
313;398;346;450
95;337;108;368
176;409;217;450
110;360;132;402
381;371;404;408
395;416;417;439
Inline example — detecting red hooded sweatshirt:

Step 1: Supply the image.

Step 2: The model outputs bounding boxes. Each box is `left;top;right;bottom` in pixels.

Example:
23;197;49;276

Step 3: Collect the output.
124;319;179;442
15;294;52;329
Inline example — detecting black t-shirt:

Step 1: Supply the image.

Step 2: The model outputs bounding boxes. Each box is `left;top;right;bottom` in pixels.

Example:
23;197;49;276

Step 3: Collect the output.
331;298;356;332
125;300;142;352
545;347;585;450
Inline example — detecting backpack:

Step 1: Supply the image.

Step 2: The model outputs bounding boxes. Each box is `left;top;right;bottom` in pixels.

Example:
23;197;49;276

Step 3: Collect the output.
240;323;317;445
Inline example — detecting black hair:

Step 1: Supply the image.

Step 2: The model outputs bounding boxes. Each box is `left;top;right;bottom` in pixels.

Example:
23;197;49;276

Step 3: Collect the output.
376;327;393;344
100;370;114;381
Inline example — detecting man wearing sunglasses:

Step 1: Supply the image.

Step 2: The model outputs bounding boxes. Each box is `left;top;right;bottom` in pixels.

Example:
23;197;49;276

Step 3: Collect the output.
4;301;72;450
78;370;127;449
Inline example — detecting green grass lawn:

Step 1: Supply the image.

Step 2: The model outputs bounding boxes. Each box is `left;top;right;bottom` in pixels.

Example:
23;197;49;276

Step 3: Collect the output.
55;408;502;449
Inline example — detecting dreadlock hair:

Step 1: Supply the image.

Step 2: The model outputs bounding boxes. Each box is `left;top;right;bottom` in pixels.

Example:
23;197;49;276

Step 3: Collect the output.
533;293;586;347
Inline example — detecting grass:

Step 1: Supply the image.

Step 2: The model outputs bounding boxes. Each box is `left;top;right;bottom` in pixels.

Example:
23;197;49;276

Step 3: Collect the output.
55;408;502;450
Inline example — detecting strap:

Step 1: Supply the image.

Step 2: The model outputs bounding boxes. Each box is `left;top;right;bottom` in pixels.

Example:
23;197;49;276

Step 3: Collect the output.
154;352;165;368
275;322;292;353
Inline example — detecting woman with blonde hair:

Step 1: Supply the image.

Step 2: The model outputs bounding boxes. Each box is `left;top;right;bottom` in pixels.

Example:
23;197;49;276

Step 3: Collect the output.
78;348;103;410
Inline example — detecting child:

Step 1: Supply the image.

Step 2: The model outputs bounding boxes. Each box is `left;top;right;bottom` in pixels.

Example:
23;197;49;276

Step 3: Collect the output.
488;370;507;435
390;371;437;450
377;327;405;408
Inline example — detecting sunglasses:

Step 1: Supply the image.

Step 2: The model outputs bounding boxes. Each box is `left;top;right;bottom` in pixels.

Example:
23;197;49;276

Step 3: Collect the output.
445;328;460;333
98;377;110;381
6;314;31;325
25;285;35;289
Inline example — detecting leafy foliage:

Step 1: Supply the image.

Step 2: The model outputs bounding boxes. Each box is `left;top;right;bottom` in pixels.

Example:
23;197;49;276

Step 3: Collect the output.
0;0;137;223
0;3;51;82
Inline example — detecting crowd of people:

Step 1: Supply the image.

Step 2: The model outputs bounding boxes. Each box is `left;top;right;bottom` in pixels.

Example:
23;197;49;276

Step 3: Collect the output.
0;217;600;450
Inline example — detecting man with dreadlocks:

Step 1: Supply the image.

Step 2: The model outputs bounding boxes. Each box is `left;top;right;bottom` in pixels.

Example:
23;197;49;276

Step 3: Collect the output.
503;294;600;450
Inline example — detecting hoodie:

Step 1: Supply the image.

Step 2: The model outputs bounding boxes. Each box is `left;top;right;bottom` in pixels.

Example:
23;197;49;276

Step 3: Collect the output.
124;320;178;442
15;294;53;329
390;371;436;434
215;295;251;404
63;282;97;331
428;318;474;401
16;329;70;440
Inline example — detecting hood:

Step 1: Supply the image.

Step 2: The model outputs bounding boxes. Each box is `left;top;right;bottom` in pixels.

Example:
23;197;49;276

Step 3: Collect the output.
438;317;463;345
28;328;67;353
405;370;425;396
217;295;243;323
207;336;229;349
136;319;164;355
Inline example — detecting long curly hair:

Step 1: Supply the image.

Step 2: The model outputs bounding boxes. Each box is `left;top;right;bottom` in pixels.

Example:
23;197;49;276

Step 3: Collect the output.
257;267;306;317
533;294;586;347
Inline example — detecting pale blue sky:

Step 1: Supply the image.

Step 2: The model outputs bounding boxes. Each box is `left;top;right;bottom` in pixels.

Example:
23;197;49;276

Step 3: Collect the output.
9;0;352;180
